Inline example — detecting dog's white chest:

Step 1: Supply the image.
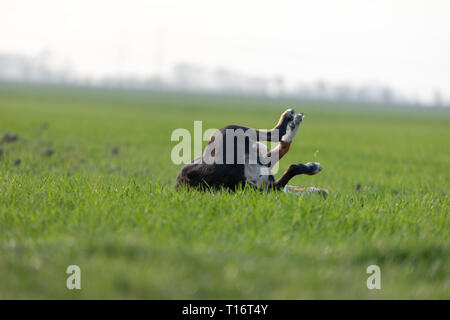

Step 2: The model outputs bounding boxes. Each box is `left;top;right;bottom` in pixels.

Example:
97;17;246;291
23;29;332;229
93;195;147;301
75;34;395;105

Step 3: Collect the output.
243;141;273;189
244;163;272;189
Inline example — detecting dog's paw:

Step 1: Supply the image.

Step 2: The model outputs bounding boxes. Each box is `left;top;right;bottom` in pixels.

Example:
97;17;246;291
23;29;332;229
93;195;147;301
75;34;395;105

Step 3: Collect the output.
304;187;328;198
293;112;303;126
283;108;295;122
305;161;322;175
282;112;304;142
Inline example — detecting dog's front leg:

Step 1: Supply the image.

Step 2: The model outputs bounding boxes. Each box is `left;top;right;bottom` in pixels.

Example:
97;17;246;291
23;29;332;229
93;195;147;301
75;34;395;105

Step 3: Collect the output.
258;112;303;168
255;108;295;142
256;141;291;169
281;112;303;142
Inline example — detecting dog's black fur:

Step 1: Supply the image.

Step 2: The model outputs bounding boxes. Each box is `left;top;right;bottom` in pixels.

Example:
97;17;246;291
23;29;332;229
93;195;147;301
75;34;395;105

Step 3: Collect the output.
175;109;323;192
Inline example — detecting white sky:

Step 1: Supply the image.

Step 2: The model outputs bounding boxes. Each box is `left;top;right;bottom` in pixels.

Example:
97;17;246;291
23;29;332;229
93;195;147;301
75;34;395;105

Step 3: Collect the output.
1;0;450;101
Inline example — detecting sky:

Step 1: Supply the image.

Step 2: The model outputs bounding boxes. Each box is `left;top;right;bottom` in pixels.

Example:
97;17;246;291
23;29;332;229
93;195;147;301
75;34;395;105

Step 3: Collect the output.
1;0;450;102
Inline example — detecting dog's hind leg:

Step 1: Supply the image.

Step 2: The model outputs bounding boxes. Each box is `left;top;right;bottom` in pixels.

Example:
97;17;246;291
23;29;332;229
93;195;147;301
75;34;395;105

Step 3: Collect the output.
283;185;329;197
273;162;322;189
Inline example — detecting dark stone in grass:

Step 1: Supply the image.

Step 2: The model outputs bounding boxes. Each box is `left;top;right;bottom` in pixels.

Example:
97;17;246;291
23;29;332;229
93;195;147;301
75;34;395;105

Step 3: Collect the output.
110;146;119;155
355;183;361;191
42;148;54;157
14;159;21;166
2;133;18;143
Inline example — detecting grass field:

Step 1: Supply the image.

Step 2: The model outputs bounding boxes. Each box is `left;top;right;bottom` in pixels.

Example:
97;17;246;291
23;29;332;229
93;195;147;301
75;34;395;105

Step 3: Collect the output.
0;84;448;299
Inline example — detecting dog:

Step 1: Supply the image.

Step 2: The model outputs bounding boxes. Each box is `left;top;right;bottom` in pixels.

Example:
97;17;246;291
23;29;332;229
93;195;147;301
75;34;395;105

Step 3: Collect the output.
175;108;327;196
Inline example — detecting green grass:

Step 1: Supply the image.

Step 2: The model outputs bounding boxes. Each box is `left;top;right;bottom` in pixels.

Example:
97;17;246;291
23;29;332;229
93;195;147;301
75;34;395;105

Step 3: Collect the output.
0;84;448;299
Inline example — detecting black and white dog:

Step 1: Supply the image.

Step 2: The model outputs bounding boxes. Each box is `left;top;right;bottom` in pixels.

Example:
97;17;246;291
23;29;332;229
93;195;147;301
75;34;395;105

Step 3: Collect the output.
176;109;327;195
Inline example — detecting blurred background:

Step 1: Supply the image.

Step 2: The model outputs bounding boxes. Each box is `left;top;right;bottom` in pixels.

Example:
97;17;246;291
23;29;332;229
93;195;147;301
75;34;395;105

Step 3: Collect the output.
1;0;449;299
1;0;450;107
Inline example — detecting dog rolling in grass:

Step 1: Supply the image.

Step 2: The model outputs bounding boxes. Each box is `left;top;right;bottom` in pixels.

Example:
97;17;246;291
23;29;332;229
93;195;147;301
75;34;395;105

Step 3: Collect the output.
176;109;327;196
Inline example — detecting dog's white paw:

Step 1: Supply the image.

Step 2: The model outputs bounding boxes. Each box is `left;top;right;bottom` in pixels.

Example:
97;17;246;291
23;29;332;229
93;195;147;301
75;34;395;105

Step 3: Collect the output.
304;187;328;197
305;162;322;175
281;112;303;142
294;112;303;125
285;108;295;119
